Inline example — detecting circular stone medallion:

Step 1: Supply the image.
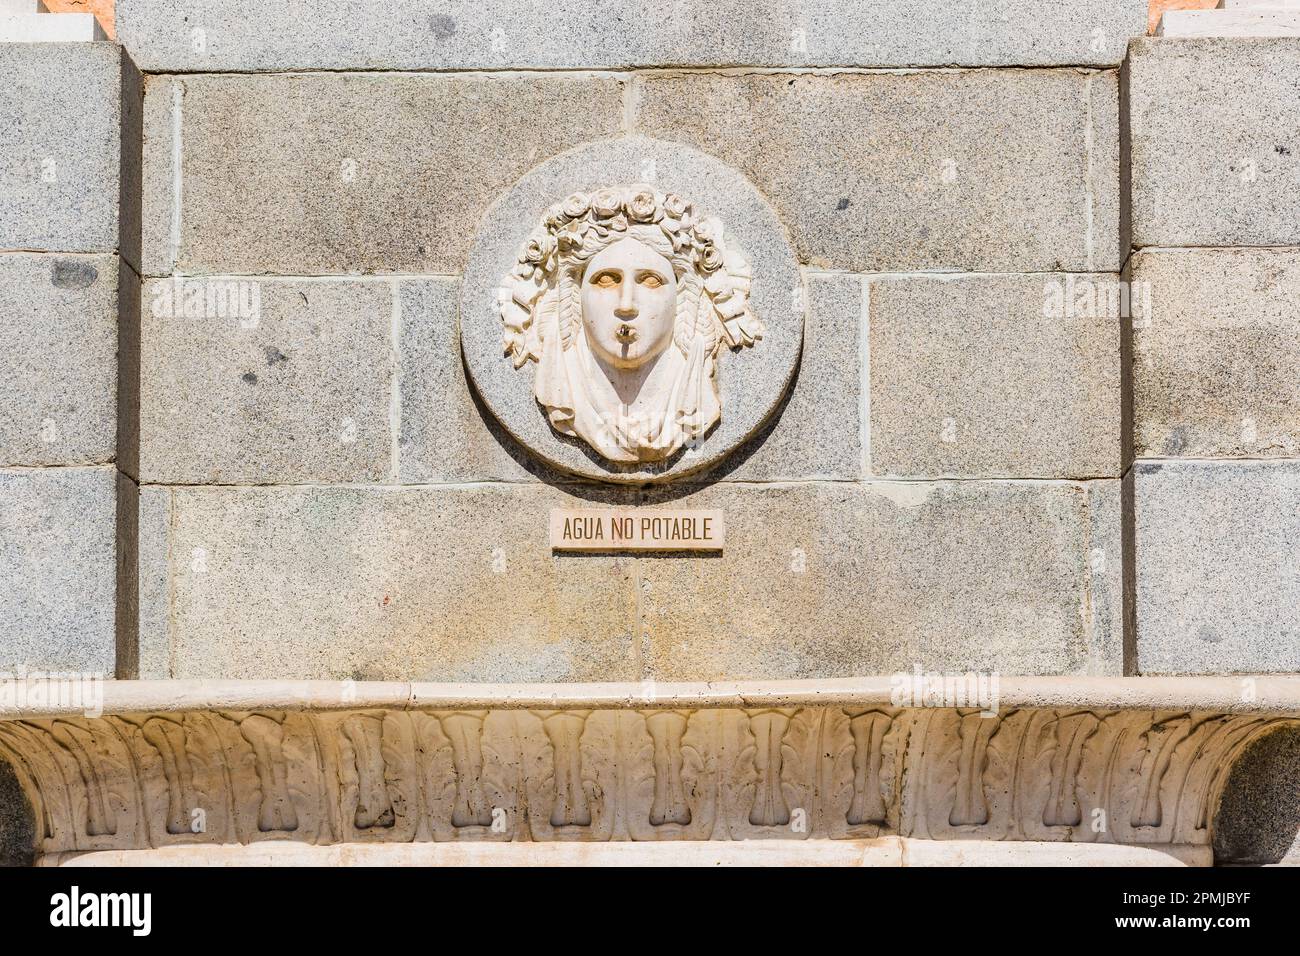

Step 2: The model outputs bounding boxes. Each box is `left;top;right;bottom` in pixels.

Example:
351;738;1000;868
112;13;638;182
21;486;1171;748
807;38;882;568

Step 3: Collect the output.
461;136;803;484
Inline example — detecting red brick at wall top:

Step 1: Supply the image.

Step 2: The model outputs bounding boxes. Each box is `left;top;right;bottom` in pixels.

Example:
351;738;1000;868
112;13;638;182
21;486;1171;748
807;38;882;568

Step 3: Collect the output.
1149;0;1224;34
40;0;116;40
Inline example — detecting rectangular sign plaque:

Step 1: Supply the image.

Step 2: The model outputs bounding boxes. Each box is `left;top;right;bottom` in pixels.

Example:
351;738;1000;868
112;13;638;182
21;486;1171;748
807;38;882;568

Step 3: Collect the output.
549;508;725;552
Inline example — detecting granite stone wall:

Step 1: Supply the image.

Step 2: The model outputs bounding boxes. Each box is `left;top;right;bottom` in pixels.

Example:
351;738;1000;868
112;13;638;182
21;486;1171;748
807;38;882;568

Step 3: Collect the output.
1124;37;1300;675
2;2;1296;687
0;41;140;674
120;1;1138;682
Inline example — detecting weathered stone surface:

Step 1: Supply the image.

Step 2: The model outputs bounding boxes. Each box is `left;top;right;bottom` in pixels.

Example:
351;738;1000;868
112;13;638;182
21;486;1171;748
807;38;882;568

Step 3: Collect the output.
0;43;123;253
135;478;1119;682
635;70;1120;272
140;73;625;276
1131;248;1300;458
116;0;1146;71
133;484;170;680
114;472;138;681
869;274;1123;478
0;466;116;672
138;277;394;484
139;74;179;277
116;261;141;481
0;254;117;467
397;279;550;484
709;274;865;481
459;136;804;484
1158;8;1300;37
636;480;1121;680
0;695;1273;857
1086;479;1125;674
40;0;115;39
37;840;1219;866
137;485;639;681
1213;725;1300;865
1134;461;1300;673
0;758;34;868
118;50;143;275
1127;38;1300;248
0;11;106;41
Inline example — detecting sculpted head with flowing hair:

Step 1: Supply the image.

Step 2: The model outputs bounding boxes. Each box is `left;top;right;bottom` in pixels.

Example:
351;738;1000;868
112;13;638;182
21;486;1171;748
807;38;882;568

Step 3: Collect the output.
499;185;764;464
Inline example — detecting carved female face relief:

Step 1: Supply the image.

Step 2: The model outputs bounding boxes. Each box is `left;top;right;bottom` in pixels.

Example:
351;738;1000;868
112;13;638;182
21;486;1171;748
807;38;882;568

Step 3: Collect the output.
499;184;764;464
580;237;678;371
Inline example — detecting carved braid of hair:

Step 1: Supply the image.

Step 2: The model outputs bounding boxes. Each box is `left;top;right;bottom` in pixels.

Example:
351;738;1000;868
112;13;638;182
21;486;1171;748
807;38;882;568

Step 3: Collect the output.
557;265;582;352
672;270;707;358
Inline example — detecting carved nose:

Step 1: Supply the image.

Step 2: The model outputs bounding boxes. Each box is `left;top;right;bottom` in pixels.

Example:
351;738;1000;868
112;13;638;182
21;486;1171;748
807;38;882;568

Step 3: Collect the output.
615;283;637;317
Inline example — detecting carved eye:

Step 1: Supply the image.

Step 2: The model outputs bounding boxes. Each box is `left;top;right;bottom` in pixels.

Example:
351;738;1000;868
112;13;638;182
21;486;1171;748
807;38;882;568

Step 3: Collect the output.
591;271;619;289
638;273;665;289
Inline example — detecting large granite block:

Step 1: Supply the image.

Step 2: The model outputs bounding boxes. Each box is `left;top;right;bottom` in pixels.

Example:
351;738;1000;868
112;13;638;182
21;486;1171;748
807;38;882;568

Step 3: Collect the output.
636;480;1122;680
1127;38;1300;248
0;7;106;41
1134;461;1300;674
396;278;544;484
136;485;639;681
140;73;625;276
869;274;1123;478
139;74;179;278
635;69;1119;272
0;466;117;672
1131;248;1300;459
1159;8;1300;39
138;277;394;484
0;254;117;466
116;0;1145;71
135;479;1121;682
0;43;127;254
133;483;169;679
705;274;864;481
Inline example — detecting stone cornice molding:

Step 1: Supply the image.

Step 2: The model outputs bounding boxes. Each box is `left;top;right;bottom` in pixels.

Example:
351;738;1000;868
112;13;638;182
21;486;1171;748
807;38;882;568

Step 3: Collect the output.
0;678;1296;861
3;676;1300;718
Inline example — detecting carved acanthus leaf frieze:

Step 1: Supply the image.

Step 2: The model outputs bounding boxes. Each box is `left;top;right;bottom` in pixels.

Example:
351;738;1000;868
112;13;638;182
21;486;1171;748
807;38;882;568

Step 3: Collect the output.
0;705;1292;857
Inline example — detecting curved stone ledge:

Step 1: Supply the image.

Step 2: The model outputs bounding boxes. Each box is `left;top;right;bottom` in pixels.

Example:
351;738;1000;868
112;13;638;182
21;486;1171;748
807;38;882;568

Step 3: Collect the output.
42;839;1212;868
0;678;1296;864
4;676;1300;718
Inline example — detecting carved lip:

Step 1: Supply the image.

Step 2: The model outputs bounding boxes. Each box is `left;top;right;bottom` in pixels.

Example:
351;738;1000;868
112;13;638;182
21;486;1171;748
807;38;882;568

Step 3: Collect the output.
615;323;637;342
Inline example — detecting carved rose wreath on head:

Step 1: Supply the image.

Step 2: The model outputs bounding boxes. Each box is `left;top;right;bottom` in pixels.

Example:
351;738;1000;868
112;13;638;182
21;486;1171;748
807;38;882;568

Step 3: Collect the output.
498;184;765;464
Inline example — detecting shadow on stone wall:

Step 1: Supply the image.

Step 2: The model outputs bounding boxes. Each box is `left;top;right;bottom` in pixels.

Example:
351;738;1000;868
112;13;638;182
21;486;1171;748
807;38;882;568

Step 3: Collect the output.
1213;725;1300;865
0;760;34;868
